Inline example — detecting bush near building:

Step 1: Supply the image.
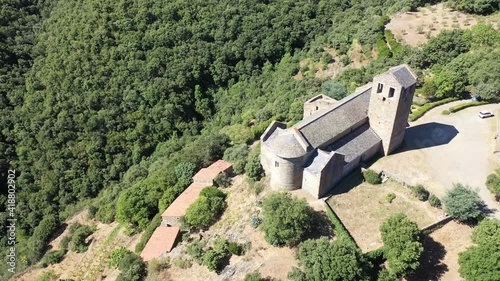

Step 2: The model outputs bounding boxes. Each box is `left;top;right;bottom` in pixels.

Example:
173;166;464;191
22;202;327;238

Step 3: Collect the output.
443;183;483;222
363;169;381;185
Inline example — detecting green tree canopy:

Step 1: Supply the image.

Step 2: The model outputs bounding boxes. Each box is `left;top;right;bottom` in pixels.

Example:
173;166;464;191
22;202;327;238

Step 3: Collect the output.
443;183;483;222
288;237;370;281
321;81;348;100
260;192;315;246
380;213;423;277
185;187;227;228
458;219;500;281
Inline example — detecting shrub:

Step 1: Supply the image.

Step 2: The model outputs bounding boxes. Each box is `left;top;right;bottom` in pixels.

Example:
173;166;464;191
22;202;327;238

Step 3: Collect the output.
245;151;264;181
443;183;483;222
70;225;95;253
411;184;429;201
109;248;146;281
42;249;66;267
87;205;97;220
251;215;262;228
408;98;457;121
172;258;193;269
212;236;229;254
324;202;356;246
227;242;243;256
429;194;442;208
486;169;500;201
59;236;70;250
385;193;396;203
148;257;170;273
442;110;450;115
449;101;490;113
363;169;381;185
185;187;227;228
200;186;226;199
261;192;315;246
109;247;129;267
35;270;59;281
186;240;207;264
214;173;232;188
202;249;223;272
244;271;262;281
249;181;265;195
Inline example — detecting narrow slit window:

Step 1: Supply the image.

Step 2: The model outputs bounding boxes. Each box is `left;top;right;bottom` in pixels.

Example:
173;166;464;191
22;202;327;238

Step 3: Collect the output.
377;83;383;93
275;161;279;167
388;87;395;98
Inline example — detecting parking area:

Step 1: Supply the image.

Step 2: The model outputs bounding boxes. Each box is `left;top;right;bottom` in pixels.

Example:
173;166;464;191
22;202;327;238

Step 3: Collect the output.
371;101;500;218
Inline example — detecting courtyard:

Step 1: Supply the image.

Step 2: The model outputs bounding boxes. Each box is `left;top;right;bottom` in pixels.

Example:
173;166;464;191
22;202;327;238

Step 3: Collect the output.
326;174;443;252
371;100;499;218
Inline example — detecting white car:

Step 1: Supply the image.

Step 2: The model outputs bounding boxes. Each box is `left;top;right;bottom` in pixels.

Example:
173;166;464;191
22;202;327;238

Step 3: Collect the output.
478;111;494;118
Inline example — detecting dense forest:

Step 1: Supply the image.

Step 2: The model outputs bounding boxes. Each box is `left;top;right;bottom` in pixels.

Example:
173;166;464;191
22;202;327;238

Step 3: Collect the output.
0;0;498;279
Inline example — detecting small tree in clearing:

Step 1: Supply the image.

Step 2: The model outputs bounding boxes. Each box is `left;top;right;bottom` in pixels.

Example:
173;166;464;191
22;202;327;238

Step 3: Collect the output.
260;192;315;246
380;213;423;277
443;183;483;222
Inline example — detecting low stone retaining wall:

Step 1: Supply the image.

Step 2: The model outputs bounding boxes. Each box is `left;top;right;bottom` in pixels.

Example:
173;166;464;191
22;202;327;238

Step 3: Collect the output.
420;215;452;235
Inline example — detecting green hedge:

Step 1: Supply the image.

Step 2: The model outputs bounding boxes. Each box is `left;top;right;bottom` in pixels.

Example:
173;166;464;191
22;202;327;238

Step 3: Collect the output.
409;98;457;121
134;213;162;254
448;101;491;113
324;202;358;248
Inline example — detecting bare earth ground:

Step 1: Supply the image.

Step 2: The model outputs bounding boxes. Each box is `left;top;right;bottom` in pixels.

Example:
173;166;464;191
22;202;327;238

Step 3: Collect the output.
326;177;444;252
387;3;500;47
405;221;473;281
158;176;330;281
295;42;375;81
13;210;141;281
371;101;500;219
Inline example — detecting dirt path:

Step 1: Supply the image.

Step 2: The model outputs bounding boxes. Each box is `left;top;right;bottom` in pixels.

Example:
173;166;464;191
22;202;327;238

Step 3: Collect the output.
372;101;500;218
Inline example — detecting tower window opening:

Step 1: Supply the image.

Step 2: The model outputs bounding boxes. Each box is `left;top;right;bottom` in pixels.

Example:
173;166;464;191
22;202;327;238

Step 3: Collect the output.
388;87;395;98
275;161;279;167
382;97;386;101
377;83;383;93
315;106;318;110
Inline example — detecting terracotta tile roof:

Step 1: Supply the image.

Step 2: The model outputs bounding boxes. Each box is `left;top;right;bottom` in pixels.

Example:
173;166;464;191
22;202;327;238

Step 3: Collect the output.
192;159;233;183
161;182;206;217
140;226;180;261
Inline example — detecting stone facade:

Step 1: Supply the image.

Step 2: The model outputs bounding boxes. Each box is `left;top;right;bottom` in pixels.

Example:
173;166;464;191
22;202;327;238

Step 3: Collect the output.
303;94;337;118
260;65;417;198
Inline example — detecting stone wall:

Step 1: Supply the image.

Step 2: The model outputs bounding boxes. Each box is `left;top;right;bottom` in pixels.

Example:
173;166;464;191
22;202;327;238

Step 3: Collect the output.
269;154;307;190
303;94;337;118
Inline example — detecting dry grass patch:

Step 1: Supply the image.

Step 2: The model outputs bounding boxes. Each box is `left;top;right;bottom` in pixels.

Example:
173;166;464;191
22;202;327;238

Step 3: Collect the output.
326;175;444;252
387;3;499;47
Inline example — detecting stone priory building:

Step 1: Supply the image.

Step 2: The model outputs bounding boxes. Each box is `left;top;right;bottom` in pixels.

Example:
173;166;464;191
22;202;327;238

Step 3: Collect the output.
260;65;417;198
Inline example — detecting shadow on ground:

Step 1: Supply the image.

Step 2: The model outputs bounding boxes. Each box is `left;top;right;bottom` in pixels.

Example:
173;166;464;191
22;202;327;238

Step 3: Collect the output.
324;169;364;197
407;235;448;281
395;122;459;153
